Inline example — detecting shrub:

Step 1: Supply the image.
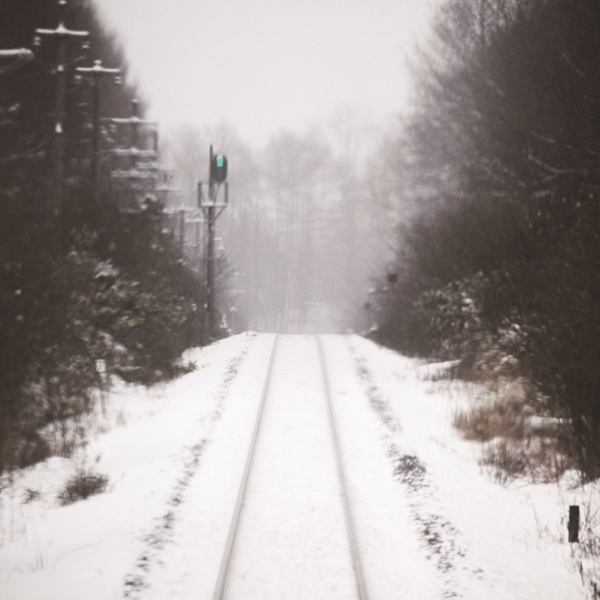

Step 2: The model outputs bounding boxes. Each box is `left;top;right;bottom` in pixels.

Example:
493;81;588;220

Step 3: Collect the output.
57;470;109;505
481;437;571;485
0;422;51;473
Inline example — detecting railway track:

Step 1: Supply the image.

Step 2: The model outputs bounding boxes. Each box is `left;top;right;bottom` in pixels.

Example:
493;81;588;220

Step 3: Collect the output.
212;334;369;600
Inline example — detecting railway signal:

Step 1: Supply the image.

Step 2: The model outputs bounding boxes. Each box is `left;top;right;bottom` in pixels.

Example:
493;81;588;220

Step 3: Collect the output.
210;153;228;184
198;146;229;339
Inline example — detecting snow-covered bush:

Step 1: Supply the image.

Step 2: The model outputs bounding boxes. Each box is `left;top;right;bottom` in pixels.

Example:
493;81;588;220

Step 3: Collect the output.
0;224;206;473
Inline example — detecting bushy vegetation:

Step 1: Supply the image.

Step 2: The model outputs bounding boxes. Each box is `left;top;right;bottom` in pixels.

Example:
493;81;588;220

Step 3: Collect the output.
0;2;209;474
57;468;109;505
374;0;600;481
453;379;573;484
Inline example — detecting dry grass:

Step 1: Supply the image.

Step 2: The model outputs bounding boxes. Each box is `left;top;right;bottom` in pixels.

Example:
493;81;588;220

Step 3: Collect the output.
482;437;572;485
453;377;573;484
454;378;536;440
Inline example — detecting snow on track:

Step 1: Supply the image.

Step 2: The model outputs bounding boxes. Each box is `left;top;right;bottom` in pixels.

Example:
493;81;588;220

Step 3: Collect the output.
323;334;442;599
221;335;358;599
134;333;277;600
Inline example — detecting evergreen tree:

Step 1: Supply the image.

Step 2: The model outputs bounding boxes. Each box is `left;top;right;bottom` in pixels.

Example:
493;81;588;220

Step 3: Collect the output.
0;1;207;473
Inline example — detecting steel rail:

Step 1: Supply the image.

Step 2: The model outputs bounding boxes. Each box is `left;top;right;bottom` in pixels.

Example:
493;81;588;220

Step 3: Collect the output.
316;335;370;600
211;334;280;600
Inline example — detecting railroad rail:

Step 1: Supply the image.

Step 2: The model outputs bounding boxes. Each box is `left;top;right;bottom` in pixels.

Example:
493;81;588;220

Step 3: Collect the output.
316;335;369;600
211;334;369;600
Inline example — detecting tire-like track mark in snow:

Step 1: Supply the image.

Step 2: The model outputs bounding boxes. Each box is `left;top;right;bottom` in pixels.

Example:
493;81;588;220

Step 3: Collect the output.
346;337;468;599
122;335;256;599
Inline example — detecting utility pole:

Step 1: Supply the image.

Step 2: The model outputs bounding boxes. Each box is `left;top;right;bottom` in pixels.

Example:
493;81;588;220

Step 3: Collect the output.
35;0;89;218
111;98;158;164
110;99;158;168
110;99;158;212
198;145;228;339
76;60;120;209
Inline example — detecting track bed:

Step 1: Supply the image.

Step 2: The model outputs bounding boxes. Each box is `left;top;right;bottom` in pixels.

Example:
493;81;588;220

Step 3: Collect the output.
215;335;363;599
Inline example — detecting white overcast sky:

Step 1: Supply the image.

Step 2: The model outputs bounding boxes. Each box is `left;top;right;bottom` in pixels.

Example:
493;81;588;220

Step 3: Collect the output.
93;0;436;145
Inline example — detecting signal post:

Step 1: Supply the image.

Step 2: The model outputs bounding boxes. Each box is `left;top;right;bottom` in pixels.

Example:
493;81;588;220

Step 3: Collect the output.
198;146;228;339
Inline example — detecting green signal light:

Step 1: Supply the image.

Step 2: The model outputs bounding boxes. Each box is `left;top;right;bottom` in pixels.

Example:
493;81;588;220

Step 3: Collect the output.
211;153;227;183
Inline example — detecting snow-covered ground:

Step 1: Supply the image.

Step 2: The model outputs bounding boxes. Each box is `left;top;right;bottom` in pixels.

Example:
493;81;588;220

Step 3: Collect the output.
0;333;589;599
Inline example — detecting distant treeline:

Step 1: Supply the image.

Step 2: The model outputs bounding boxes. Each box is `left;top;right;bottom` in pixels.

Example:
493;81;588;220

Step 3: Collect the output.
162;111;395;336
0;1;207;473
374;0;600;480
